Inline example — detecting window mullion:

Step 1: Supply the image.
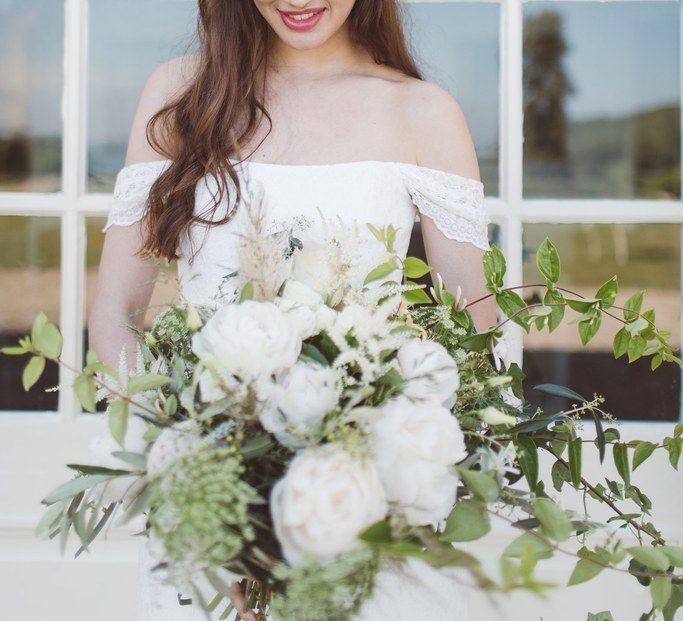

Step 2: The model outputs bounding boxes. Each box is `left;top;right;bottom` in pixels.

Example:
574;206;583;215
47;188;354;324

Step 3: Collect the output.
59;0;89;420
500;0;524;366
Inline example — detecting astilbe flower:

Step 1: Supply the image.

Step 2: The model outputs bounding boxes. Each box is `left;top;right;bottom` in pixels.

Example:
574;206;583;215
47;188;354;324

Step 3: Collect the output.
148;446;259;570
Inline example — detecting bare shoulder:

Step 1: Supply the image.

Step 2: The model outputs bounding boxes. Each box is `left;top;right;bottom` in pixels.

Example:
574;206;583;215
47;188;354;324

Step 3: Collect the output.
397;78;481;180
124;54;199;165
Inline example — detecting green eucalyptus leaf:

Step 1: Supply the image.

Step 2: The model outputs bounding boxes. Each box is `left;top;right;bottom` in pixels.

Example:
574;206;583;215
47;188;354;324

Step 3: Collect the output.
502;531;553;559
456;467;499;503
595;276;618;308
627;335;647;362
533;383;587;402
613;443;630;486
127;374;171;395
568;558;604;586
632;441;657;471
664;437;681;470
364;259;398;285
536;238;561;284
613;328;630;359
22;355;45;391
624;290;645;321
43;474;114;504
568;437;582;487
532;497;573;541
108;399;129;447
627;546;670;572
239;281;254;301
515;436;538;489
32;318;63;359
661;545;683;567
544;288;565;332
579;315;601;346
663;582;683;621
483;245;506;289
73;373;97;413
403;257;431;279
440;499;490;542
403;287;432;305
651;576;673;610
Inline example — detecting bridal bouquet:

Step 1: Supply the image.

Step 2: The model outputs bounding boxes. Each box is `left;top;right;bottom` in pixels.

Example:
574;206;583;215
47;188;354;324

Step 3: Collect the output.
4;194;683;620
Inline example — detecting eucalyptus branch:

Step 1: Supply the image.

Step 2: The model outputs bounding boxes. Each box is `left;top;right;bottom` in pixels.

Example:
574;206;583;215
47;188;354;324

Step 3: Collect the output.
543;445;666;546
485;506;679;581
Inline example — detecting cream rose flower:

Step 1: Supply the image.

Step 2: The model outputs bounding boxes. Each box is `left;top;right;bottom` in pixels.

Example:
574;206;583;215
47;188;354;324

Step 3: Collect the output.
397;340;460;408
191;300;301;381
270;445;387;565
370;396;467;526
260;362;340;448
273;280;336;339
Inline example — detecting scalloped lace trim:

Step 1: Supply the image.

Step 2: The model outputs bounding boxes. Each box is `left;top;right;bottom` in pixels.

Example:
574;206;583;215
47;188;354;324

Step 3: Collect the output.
103;160;171;231
398;164;490;250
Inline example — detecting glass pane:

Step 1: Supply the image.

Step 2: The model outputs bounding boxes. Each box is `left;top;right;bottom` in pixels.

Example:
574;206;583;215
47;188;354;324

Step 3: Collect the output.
404;1;500;195
87;0;198;192
523;1;680;199
85;217;180;346
0;216;60;411
0;0;63;192
522;224;681;421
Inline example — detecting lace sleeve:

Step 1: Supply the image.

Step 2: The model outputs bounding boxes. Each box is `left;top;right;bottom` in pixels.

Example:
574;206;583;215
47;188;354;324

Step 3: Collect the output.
102;160;171;231
399;163;490;251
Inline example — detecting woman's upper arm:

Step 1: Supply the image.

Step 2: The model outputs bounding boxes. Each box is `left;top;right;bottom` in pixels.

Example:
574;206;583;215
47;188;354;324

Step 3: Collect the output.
88;57;192;361
404;81;497;331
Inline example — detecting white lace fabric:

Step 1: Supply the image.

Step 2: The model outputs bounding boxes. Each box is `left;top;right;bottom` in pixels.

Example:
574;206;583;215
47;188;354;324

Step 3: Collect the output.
103;159;490;251
396;162;489;250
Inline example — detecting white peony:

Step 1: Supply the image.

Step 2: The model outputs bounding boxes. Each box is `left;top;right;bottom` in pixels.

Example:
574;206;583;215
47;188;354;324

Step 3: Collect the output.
191;300;302;381
397;340;460;408
369;396;467;526
87;415;149;506
270;445;388;565
146;419;203;478
273;280;336;339
260;362;340;449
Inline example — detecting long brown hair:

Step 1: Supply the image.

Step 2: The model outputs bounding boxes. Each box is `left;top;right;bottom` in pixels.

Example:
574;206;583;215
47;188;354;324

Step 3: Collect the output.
144;0;422;261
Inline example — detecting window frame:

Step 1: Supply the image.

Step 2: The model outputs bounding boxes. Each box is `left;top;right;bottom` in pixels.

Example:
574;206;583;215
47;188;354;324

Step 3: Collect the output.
0;0;680;425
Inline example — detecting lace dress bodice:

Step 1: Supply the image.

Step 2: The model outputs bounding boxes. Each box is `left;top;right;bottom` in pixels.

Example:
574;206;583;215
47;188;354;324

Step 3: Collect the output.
105;158;489;306
105;157;488;621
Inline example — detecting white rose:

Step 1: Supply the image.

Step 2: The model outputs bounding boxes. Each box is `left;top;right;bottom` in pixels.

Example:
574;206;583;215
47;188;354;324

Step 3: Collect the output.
397;340;460;408
88;415;148;505
270;445;387;564
274;280;336;339
146;420;203;478
370;396;467;526
260;362;339;449
291;243;340;302
191;300;301;381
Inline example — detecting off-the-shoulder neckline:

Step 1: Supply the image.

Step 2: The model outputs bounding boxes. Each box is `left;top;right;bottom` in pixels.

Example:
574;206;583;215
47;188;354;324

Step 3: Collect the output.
119;157;484;187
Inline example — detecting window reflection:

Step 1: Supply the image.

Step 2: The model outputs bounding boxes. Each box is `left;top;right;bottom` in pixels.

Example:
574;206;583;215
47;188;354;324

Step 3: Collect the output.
523;1;680;199
522;223;681;420
87;0;198;192
404;1;500;195
0;0;63;192
0;216;60;411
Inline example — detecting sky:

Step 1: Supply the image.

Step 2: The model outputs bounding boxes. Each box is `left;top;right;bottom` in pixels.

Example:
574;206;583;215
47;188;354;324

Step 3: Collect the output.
0;0;680;157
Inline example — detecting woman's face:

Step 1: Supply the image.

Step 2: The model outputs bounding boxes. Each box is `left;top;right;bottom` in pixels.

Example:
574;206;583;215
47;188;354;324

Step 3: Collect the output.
252;1;357;51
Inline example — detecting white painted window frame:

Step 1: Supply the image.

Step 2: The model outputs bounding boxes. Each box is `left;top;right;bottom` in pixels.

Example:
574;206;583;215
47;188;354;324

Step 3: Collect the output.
0;0;680;430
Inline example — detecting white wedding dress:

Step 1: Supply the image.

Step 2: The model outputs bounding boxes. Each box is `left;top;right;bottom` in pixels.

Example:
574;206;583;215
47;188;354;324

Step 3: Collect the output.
105;156;490;621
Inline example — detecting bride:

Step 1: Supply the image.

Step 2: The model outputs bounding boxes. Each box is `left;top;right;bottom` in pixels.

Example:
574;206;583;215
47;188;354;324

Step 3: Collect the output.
89;0;497;619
